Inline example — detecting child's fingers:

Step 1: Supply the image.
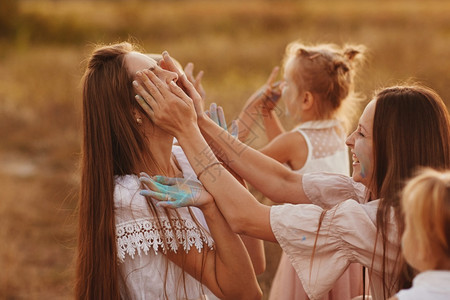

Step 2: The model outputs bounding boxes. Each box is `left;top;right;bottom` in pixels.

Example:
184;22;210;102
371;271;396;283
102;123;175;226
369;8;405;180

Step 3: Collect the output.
217;106;227;131
162;51;184;77
209;103;219;125
265;66;280;86
231;120;239;138
180;74;200;98
158;59;166;69
183;63;206;99
195;70;204;84
175;64;200;97
184;62;195;81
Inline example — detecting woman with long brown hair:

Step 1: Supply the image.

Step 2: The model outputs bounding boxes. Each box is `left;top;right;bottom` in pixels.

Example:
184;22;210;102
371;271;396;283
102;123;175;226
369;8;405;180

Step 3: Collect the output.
134;53;450;300
76;42;263;300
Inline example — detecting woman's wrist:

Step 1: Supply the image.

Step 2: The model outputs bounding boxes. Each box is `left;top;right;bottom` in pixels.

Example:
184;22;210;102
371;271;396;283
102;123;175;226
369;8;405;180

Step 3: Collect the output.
198;199;218;215
171;118;200;141
175;123;203;144
197;113;213;130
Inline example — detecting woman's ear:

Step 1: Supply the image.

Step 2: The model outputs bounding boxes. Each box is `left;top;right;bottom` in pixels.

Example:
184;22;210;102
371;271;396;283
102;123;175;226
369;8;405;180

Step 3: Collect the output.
132;108;143;125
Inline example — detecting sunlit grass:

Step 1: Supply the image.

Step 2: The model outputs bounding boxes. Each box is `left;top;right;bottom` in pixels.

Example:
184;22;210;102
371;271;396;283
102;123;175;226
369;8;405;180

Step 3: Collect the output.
1;0;450;298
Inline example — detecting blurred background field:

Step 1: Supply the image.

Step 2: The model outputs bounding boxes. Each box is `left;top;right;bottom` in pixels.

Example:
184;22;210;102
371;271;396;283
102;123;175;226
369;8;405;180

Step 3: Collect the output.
1;0;450;298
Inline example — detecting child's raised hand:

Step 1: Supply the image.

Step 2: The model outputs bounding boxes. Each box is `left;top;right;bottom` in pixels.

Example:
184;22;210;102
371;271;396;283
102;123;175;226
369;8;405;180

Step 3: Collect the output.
243;66;281;112
206;103;227;130
206;103;239;138
139;172;214;209
184;62;206;101
260;66;282;111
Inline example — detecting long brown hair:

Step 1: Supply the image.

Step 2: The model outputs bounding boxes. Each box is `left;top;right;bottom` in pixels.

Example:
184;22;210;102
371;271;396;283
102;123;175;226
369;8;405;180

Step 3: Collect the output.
76;42;159;299
77;42;209;299
370;85;450;297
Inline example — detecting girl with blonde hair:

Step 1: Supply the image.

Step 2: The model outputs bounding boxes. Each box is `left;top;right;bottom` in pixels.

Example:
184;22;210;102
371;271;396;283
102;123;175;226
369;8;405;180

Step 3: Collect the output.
237;41;365;300
391;168;450;299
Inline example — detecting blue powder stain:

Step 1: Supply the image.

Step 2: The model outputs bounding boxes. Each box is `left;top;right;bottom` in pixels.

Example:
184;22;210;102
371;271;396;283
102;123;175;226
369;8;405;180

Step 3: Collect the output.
302;236;306;241
356;153;368;179
360;164;366;178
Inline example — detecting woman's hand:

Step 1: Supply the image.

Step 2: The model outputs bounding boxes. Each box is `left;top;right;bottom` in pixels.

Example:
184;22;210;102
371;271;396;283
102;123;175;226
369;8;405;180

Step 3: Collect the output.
139;172;214;209
160;52;207;121
133;67;199;138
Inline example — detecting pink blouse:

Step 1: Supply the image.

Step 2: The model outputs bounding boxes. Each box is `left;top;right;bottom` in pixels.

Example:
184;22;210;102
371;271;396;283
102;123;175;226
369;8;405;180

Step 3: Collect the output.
270;173;401;300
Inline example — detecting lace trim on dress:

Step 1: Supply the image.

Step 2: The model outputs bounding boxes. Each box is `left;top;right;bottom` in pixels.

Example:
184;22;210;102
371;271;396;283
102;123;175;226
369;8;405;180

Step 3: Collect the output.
116;217;214;262
307;127;344;159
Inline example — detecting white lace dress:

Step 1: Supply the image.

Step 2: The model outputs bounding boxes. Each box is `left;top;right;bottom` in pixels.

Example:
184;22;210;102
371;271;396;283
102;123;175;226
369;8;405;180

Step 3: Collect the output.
114;145;217;300
269;119;363;300
290;119;349;174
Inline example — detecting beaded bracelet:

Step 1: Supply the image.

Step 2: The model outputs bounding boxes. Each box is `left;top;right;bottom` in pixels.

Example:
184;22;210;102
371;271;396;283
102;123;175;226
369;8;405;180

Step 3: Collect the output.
197;161;223;179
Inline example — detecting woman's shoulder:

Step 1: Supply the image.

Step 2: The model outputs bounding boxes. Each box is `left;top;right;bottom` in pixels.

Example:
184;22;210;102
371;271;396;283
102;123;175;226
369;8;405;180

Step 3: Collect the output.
114;175;142;206
115;174;140;192
302;172;367;208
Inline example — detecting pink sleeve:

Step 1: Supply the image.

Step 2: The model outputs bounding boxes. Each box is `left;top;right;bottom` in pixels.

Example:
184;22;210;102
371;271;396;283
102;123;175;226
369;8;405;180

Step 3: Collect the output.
270;200;379;299
303;172;367;208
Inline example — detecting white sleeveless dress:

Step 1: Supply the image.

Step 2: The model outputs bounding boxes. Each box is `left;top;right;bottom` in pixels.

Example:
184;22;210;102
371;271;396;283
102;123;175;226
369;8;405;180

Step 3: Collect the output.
269;119;363;300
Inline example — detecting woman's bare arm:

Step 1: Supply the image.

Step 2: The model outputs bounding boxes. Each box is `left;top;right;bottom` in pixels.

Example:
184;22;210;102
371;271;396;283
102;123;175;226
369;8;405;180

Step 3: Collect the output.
199;116;308;204
134;72;263;299
167;200;263;300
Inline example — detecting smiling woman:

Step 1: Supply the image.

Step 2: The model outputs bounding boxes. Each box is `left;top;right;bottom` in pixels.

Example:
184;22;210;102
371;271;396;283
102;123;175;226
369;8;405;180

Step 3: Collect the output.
134;54;450;300
346;99;375;184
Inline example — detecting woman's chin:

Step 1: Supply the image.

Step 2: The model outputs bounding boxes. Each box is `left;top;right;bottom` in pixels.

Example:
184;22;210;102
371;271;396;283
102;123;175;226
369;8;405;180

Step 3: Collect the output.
351;171;363;183
352;172;370;188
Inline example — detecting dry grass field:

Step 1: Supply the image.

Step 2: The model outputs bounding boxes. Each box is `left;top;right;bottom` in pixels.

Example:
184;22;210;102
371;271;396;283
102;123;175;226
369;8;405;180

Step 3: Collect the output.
1;0;450;298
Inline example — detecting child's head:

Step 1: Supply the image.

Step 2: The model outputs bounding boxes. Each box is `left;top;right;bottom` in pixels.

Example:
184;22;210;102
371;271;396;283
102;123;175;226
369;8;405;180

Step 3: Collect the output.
401;168;450;272
281;42;365;123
